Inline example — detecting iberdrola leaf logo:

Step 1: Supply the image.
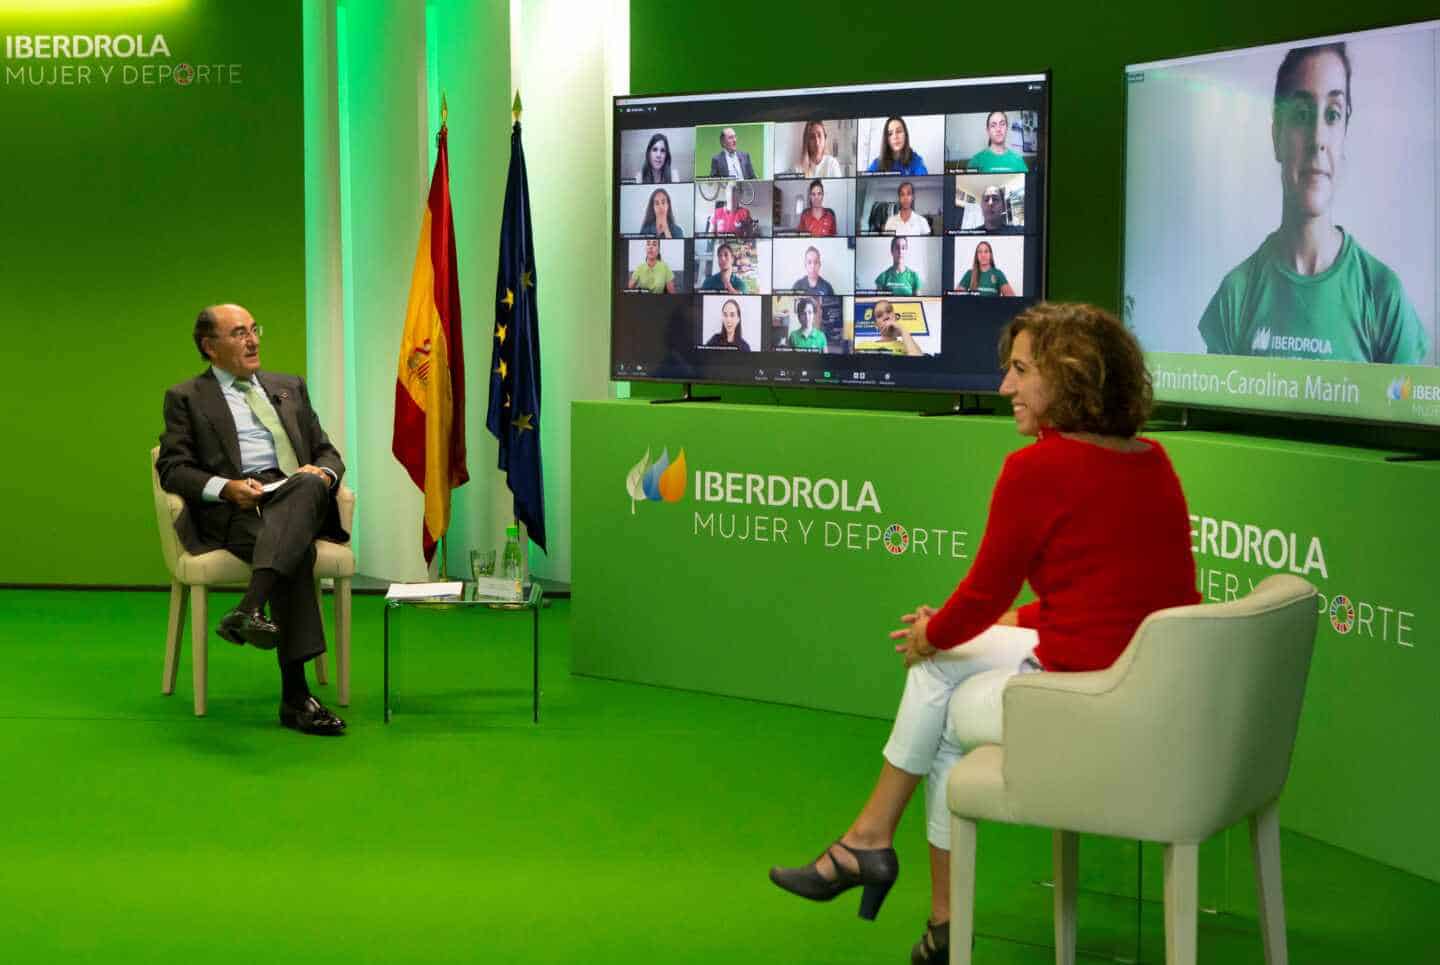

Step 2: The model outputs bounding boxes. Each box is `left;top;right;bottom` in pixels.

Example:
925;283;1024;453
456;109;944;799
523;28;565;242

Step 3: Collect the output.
626;447;687;513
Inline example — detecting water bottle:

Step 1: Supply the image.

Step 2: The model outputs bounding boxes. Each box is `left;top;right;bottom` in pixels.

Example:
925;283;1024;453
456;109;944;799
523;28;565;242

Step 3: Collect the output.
500;525;523;598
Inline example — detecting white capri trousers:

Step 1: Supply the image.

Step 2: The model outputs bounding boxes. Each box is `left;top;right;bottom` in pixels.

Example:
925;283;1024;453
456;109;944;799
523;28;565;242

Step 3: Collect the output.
881;624;1042;849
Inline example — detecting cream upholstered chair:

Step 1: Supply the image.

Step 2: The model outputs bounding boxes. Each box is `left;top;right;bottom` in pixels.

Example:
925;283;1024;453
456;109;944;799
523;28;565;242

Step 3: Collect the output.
150;447;355;715
945;574;1319;965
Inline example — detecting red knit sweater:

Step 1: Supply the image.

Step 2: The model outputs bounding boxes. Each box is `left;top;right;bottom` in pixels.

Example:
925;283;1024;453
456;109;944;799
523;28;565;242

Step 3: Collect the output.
925;432;1200;672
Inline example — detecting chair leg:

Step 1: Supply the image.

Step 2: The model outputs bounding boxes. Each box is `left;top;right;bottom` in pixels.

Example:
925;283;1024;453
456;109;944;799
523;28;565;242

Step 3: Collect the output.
162;580;186;695
190;585;209;717
312;577;329;685
1163;843;1198;965
1053;831;1078;965
1250;801;1289;965
948;815;977;965
336;576;351;706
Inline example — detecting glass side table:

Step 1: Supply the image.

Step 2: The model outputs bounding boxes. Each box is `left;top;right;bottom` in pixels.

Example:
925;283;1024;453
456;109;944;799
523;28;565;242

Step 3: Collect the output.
383;582;543;724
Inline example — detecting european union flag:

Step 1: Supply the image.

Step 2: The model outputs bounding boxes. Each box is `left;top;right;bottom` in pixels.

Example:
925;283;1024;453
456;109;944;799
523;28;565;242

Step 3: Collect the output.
486;107;546;552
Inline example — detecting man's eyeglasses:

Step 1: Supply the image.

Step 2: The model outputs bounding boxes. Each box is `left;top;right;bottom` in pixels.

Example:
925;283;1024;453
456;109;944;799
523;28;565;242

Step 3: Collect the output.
220;325;263;341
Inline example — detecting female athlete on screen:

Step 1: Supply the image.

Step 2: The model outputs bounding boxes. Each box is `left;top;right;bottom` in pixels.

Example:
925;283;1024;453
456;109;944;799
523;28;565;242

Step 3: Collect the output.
639;188;685;239
1198;42;1427;363
968;111;1029;173
639;133;673;184
798;180;838;237
796;120;844;178
769;303;1199;965
704;298;751;351
958;240;1015;296
866;116;928;175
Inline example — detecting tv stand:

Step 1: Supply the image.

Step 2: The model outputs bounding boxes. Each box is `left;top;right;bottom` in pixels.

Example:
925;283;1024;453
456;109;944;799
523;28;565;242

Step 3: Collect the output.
1385;450;1440;463
1144;407;1193;432
650;382;720;405
921;393;989;417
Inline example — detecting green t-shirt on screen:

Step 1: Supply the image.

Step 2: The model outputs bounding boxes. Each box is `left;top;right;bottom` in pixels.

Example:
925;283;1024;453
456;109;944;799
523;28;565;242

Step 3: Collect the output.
629;260;674;294
968;148;1028;173
1198;229;1429;364
958;267;1009;296
787;327;827;350
875;267;921;296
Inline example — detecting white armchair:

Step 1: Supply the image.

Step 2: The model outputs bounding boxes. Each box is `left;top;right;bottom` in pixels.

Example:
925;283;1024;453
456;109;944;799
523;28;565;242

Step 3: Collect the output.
946;574;1319;965
150;446;355;715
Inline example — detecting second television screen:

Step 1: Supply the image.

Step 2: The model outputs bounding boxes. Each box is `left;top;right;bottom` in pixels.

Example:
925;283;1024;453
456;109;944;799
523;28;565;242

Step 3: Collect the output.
613;74;1049;391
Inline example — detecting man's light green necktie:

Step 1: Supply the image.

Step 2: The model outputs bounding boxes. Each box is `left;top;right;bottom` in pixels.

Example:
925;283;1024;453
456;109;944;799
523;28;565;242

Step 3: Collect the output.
238;379;300;476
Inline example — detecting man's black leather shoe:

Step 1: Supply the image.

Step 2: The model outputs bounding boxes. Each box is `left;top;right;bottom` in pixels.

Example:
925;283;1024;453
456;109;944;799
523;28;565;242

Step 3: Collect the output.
216;607;280;650
280;695;347;736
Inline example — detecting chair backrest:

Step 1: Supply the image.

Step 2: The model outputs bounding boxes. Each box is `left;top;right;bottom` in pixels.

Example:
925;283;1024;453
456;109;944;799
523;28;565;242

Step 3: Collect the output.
1003;574;1319;842
150;446;184;577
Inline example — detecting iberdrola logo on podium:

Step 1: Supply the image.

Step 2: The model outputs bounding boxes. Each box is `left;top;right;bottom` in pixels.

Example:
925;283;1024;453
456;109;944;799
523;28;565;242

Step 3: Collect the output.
626;447;687;513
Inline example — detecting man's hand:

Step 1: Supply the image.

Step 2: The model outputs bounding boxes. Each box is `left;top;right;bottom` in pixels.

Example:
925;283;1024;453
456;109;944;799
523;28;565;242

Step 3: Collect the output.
296;464;331;485
221;478;264;510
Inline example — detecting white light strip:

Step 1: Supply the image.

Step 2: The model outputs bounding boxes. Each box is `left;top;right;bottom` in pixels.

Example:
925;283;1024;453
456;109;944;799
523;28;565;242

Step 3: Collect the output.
618;73;1046;108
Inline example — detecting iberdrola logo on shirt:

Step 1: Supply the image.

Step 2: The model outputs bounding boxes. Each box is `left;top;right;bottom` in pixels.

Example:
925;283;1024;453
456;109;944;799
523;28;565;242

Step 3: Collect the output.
1251;327;1272;352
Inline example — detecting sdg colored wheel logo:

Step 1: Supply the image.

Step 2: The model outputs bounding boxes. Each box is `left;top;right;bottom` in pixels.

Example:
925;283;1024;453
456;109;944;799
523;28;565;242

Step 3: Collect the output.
1328;595;1355;634
174;63;195;86
883;523;910;556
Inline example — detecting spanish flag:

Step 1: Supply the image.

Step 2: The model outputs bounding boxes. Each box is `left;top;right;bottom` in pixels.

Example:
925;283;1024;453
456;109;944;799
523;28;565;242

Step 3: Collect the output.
393;122;468;564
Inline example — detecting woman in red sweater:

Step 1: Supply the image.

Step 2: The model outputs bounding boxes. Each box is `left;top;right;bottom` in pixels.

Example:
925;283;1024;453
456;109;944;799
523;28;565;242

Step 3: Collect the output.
770;303;1200;963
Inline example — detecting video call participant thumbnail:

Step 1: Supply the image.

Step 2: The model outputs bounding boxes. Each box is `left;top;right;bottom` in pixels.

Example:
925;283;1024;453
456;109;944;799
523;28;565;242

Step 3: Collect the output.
620;184;693;239
772;237;852;296
800;179;837;236
790;120;846;178
783;296;829;350
950;174;1026;233
1198;42;1428;363
850;297;935;355
698;241;757;294
619;128;696;184
954;240;1017;296
701;295;758;351
883;181;931;236
875;237;922;296
696;180;774;238
708;126;758;179
866;116;929;175
626;239;682;294
969;111;1030;172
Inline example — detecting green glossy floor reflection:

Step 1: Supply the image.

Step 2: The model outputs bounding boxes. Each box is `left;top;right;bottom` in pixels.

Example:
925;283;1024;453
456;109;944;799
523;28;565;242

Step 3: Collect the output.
0;589;1434;963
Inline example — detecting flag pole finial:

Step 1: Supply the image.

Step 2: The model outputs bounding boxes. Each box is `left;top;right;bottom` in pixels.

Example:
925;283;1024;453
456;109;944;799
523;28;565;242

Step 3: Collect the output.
512;90;522;123
441;91;448;128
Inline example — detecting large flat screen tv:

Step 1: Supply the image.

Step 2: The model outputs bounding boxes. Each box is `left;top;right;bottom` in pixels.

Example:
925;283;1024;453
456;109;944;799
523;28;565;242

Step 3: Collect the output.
612;73;1049;392
1124;20;1440;427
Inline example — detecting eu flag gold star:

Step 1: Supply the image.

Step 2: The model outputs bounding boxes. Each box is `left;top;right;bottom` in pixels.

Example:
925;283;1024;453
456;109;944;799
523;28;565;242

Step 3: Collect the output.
501;288;515;310
504;393;511;409
496;322;507;344
512;412;535;432
520;270;534;289
495;359;508;380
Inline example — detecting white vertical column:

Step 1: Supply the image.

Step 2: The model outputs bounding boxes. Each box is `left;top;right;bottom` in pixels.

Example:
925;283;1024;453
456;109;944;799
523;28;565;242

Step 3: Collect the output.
506;0;631;584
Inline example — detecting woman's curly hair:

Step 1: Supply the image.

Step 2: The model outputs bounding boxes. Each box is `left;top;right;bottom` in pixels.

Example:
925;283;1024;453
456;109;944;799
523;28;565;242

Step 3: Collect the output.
998;302;1153;437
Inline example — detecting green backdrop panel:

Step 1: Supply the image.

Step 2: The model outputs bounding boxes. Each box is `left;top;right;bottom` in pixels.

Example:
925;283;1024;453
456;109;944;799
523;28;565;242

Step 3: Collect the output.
572;400;1440;884
0;1;305;585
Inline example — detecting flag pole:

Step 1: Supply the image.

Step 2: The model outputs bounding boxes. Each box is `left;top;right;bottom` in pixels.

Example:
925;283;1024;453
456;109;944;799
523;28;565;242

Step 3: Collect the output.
435;88;449;584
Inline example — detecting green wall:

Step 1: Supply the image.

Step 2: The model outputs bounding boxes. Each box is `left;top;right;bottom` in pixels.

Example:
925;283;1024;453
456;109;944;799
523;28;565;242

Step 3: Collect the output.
0;1;305;584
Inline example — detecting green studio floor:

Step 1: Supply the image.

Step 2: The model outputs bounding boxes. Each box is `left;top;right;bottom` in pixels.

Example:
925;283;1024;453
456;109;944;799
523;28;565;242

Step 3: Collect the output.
1;589;1435;964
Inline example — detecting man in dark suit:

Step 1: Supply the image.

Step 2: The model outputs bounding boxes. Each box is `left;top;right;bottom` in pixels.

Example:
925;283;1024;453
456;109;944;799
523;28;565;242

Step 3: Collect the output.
708;127;757;179
157;303;349;736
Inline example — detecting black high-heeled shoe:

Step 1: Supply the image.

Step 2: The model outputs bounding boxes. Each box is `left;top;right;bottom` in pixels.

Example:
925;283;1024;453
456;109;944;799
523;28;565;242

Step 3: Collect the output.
768;841;899;920
910;918;949;965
